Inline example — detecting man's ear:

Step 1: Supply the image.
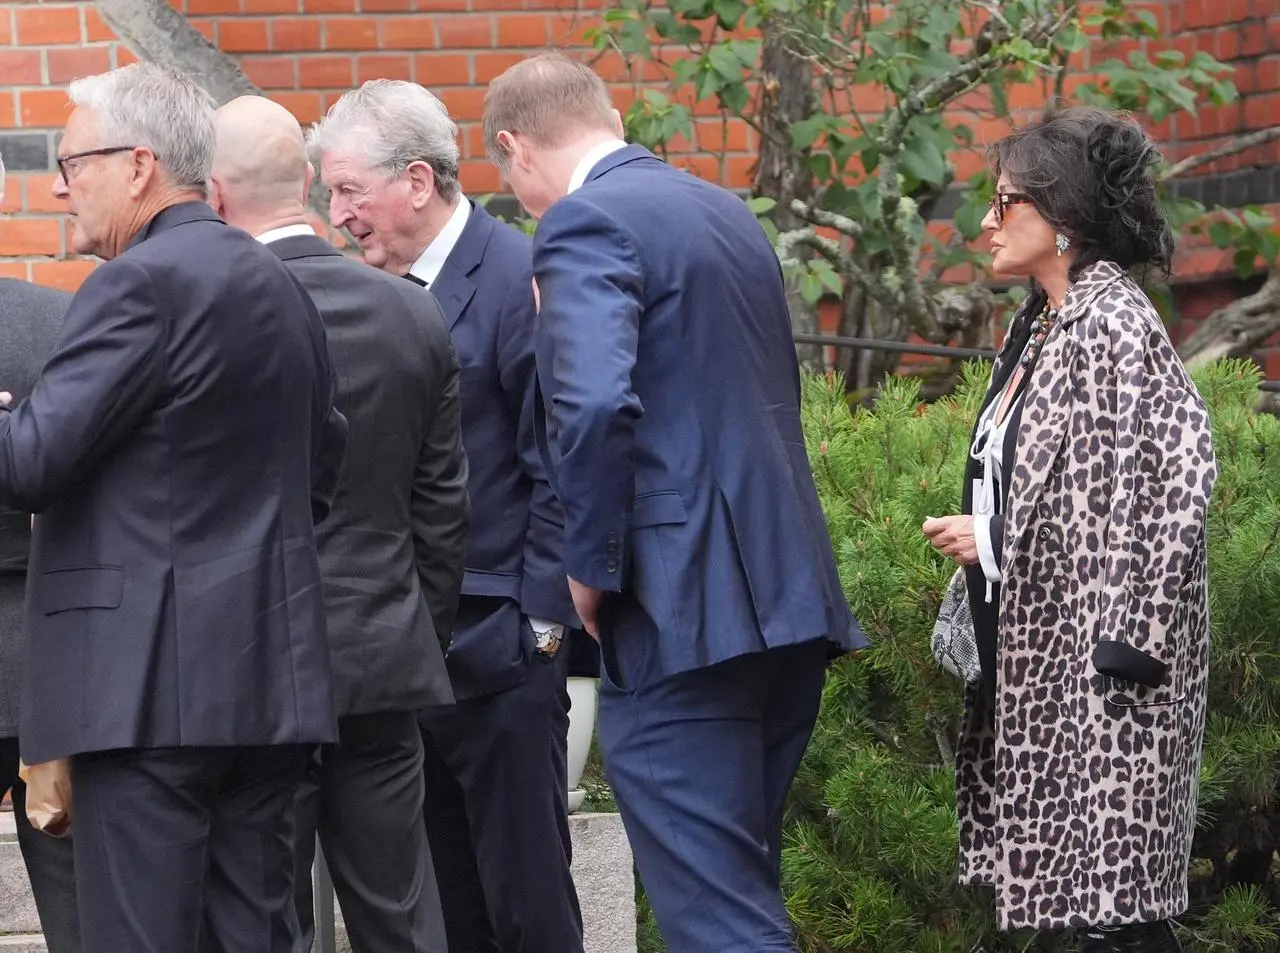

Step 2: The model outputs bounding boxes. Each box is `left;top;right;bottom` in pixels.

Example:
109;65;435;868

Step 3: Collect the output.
128;147;160;200
496;131;522;170
405;160;437;211
303;161;315;205
207;176;225;217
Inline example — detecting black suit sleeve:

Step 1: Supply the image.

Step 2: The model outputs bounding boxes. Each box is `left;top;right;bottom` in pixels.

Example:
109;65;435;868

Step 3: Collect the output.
495;270;579;628
0;261;164;512
411;310;470;651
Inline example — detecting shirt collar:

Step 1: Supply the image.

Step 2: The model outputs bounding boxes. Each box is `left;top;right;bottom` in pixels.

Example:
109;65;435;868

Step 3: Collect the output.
408;197;471;287
567;139;628;194
255;223;317;245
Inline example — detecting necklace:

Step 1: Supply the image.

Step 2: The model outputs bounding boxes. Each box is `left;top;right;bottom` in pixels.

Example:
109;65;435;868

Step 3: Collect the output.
1019;303;1060;368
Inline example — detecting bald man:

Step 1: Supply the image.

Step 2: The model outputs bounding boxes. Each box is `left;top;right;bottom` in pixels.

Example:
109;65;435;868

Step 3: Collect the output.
210;95;468;953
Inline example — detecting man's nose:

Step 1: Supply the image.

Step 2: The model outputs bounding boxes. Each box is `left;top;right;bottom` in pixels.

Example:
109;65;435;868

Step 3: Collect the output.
328;197;352;230
52;171;69;199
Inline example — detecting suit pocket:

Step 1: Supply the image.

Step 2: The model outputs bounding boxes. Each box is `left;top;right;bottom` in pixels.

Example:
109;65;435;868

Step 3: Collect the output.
459;569;522;599
631;491;687;528
35;566;124;615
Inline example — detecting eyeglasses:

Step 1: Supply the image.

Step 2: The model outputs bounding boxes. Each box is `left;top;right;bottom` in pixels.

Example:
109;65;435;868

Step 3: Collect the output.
990;191;1034;227
55;146;140;182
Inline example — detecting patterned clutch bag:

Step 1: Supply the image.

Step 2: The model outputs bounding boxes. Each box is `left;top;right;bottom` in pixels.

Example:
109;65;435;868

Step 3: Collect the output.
931;567;983;683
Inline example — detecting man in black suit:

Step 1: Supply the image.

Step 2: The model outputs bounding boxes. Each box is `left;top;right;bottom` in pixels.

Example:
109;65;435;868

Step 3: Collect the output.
308;79;585;953
0;64;348;953
210;94;468;953
0;151;82;953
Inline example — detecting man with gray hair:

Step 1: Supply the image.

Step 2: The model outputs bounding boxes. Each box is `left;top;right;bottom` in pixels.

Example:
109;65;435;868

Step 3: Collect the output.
0;150;83;953
310;80;586;953
0;63;348;953
211;93;467;953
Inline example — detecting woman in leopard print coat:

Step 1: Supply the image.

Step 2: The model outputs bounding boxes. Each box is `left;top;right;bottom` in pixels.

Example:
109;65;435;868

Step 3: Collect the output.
923;106;1217;951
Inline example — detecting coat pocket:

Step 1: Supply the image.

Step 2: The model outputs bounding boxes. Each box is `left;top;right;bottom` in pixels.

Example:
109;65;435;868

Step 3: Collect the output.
34;566;124;615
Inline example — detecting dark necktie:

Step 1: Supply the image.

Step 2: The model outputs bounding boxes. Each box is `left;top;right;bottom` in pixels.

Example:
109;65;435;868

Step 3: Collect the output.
404;273;428;288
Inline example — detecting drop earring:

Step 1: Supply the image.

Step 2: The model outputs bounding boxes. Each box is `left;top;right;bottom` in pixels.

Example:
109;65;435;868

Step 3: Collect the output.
1055;233;1070;256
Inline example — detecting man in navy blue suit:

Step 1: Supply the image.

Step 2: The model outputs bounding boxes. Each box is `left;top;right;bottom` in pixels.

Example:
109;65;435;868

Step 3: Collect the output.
483;53;869;953
309;80;585;953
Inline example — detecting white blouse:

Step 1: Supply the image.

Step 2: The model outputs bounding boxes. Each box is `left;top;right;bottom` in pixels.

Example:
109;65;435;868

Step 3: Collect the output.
969;338;1033;602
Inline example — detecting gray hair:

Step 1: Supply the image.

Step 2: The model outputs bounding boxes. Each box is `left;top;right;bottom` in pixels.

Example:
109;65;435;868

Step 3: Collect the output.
306;80;460;203
68;63;216;197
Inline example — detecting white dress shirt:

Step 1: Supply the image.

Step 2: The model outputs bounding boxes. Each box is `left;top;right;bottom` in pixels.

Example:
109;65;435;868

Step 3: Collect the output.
255;223;317;245
406;197;471;287
567;139;628;195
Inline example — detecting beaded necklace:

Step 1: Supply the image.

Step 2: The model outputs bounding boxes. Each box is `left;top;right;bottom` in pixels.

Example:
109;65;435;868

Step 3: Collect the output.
1020;302;1060;369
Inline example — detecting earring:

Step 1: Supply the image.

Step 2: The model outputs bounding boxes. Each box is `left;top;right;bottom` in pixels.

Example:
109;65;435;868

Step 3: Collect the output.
1055;233;1070;256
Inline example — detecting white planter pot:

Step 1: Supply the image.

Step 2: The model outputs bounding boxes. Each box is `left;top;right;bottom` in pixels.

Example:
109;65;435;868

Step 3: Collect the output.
565;676;600;814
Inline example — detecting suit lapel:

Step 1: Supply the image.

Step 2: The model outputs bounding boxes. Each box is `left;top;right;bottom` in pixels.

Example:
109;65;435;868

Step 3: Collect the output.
428;260;476;331
429;200;496;330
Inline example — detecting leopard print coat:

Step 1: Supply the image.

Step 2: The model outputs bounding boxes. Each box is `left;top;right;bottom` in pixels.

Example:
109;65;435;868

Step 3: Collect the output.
955;260;1218;931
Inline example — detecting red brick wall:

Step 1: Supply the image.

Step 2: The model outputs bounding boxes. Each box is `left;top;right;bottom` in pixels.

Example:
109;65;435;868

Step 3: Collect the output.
0;0;1276;294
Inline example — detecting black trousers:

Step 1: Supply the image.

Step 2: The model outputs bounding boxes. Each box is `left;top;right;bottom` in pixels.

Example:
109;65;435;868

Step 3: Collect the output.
0;737;82;953
293;711;447;953
418;650;583;953
72;744;310;953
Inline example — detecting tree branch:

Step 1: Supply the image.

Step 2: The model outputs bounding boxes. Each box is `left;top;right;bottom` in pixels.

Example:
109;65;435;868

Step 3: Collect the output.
1160;126;1280;181
789;198;863;239
1178;271;1280;368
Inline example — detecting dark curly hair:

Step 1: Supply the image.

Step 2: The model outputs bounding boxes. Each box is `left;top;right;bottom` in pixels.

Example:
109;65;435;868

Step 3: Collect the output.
989;103;1174;282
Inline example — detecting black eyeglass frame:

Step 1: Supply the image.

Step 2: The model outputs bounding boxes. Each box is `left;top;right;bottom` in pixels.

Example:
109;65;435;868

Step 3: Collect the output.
990;191;1034;227
55;146;142;182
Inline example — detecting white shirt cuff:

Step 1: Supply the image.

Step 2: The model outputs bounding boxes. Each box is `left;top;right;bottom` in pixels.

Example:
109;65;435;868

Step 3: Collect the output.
974;516;1001;584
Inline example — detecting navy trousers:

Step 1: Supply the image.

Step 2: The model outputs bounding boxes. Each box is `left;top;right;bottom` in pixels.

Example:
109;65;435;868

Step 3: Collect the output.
0;737;82;953
418;648;583;953
597;594;827;953
73;745;310;953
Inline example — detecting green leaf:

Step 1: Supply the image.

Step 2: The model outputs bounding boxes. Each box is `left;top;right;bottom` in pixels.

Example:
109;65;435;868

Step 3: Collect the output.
887;61;912;95
712;0;746;29
818;267;844;294
720;81;750;114
747;196;777;214
791;115;831;150
1207;220;1234;249
708;44;744;82
867;33;897;58
989;71;1009;118
953;197;987;241
900;140;947;188
1135;9;1160;35
1155;49;1187;68
693;67;723;101
799;273;824;306
1234;247;1260;279
1241;208;1275;232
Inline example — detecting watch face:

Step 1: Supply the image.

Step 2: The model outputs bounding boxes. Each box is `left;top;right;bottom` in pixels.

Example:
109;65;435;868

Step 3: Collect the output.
534;625;564;659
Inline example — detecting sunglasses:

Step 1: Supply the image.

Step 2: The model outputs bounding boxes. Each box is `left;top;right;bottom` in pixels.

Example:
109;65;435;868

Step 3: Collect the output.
990;191;1034;227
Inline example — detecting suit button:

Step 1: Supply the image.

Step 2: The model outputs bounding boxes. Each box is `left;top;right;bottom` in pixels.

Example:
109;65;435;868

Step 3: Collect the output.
606;559;618;573
1038;527;1051;541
